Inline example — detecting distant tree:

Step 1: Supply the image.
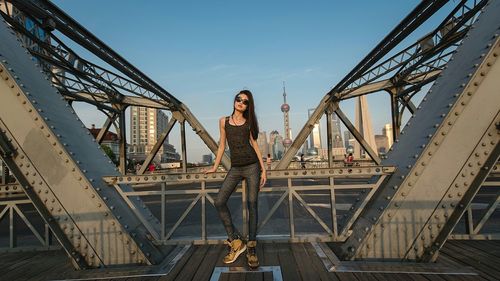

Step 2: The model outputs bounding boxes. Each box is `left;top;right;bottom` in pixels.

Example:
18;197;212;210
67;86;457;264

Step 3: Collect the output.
101;145;117;165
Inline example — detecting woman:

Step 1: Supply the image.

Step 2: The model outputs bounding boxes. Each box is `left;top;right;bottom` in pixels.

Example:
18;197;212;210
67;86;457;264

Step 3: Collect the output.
205;90;267;268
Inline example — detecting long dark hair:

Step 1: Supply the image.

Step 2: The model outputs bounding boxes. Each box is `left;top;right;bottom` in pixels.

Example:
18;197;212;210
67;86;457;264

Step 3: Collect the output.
232;90;259;140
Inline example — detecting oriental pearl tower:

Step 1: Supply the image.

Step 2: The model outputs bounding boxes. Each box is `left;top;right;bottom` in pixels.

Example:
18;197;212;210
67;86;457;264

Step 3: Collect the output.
281;82;292;150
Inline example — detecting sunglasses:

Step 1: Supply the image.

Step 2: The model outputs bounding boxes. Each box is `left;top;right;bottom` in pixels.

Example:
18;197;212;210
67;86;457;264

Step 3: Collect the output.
235;96;249;106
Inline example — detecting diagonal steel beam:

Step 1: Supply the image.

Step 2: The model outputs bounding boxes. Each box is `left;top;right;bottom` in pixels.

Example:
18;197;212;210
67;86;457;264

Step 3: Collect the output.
138;117;177;175
96;113;117;145
335;108;381;164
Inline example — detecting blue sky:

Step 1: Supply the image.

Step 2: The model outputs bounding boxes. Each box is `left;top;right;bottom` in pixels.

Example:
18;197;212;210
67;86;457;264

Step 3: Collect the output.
52;0;447;162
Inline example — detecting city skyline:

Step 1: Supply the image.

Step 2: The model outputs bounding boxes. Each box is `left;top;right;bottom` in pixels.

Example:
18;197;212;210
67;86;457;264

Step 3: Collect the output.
58;0;433;162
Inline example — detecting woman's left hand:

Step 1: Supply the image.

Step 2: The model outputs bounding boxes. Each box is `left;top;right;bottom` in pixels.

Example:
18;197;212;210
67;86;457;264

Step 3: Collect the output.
260;171;267;188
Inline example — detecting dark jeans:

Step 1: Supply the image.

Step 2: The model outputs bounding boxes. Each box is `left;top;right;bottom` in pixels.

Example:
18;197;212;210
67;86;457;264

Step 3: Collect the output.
215;162;260;241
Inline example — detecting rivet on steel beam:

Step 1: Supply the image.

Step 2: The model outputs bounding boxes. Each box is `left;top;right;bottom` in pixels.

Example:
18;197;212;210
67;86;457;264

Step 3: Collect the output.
393;185;398;190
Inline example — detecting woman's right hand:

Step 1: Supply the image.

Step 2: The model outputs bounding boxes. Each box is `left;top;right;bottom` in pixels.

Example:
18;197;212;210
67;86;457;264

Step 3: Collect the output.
204;167;217;174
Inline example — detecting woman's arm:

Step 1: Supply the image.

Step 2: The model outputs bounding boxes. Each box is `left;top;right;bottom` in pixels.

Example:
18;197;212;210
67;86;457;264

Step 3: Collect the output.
249;134;267;187
205;117;226;173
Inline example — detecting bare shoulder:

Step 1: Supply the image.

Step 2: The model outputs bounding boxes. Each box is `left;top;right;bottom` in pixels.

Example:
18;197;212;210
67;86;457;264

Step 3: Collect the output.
219;116;228;128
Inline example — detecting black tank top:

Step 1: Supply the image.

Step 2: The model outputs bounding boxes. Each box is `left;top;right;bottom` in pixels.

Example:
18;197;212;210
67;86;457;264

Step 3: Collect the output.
225;116;259;167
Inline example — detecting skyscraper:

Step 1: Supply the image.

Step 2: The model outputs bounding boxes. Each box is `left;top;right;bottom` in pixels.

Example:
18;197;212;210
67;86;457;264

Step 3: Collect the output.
129;107;178;162
344;131;353;149
332;113;344;148
281;82;292;149
269;130;284;160
354;96;377;158
382;123;394;149
308;109;323;150
257;131;269;157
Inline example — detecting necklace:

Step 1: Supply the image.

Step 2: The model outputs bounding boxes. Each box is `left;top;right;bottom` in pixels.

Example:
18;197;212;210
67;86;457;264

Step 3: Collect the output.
231;115;245;126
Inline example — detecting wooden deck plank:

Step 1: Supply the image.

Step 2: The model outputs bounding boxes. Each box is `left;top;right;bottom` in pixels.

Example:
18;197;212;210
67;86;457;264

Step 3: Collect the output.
158;244;197;281
275;242;302;281
352;272;378;281
245;272;264;281
458;240;500;259
333;272;359;281
303;243;340;281
173;244;211;281
291;243;321;281
418;274;449;281
262;242;279;266
191;244;224;281
444;241;500;274
447;240;500;269
406;274;431;281
440;245;498;281
227;272;247;281
263;271;273;281
1;241;500;280
1;251;62;280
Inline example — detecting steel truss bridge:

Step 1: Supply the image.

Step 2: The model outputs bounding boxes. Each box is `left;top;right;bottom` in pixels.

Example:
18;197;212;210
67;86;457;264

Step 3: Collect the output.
0;0;499;272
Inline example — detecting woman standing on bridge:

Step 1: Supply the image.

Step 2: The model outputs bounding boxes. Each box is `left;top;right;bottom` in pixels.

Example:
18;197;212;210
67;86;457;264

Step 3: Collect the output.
205;90;267;268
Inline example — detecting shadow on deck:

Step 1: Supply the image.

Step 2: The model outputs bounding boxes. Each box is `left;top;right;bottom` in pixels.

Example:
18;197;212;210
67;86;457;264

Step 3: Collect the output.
1;240;499;281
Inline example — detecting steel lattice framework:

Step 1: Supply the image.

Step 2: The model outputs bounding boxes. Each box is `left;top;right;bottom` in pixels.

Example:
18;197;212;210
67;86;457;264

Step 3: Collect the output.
0;0;498;269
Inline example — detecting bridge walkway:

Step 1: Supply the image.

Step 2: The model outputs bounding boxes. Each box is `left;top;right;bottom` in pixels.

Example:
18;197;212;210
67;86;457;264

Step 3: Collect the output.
1;240;499;281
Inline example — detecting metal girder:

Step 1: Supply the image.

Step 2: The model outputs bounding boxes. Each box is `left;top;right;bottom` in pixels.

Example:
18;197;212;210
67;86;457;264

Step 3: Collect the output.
335;108;381;164
1;0;232;170
0;19;164;266
339;70;441;100
96;113;117;145
138;117;177;175
340;1;500;261
103;166;396;185
276;0;484;169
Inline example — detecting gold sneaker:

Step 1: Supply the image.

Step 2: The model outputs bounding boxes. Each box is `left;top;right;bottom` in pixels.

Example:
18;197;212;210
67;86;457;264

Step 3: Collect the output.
223;239;246;264
246;240;259;268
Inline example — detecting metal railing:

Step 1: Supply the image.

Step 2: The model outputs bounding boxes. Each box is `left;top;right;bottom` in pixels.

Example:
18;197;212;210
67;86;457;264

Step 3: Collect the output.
0;184;58;251
103;166;395;244
0;164;497;252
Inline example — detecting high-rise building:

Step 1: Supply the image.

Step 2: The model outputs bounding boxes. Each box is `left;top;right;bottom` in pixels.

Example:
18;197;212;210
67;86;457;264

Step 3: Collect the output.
344;131;353;149
129;107;178;163
375;135;389;155
201;154;213;164
281;82;292;149
332;113;344;148
354;96;377;159
269;130;284;160
308;109;323;150
257;131;269;157
382;123;394;149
